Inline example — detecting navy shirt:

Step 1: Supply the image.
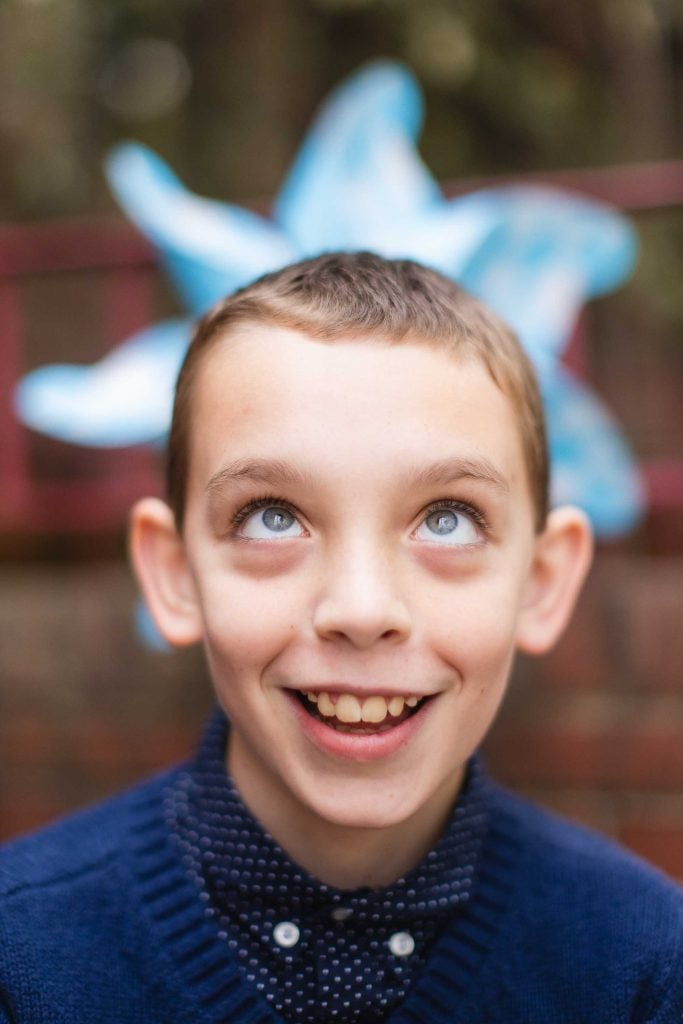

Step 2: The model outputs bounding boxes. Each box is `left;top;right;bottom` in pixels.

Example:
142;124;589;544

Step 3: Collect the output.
167;711;489;1023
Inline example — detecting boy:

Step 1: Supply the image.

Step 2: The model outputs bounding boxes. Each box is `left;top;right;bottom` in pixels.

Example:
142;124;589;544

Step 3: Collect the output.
0;252;681;1023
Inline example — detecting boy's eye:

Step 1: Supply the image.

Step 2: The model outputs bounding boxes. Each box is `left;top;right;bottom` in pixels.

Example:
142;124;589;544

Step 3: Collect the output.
238;504;306;540
414;504;481;546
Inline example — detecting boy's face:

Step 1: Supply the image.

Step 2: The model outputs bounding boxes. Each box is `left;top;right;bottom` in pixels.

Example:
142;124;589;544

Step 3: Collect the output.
176;325;542;832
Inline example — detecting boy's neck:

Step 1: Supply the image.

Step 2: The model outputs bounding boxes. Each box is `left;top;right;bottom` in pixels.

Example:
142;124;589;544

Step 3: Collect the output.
260;783;461;890
227;741;464;890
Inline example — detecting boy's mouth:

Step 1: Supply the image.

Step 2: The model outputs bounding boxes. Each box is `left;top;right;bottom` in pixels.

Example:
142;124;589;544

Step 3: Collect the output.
294;690;427;734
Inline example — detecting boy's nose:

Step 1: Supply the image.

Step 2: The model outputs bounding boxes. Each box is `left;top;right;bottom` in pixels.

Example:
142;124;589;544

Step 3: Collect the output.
312;547;412;650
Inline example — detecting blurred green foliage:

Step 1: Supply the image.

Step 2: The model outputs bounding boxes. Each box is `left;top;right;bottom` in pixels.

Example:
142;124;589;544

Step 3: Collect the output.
1;0;680;213
0;0;680;329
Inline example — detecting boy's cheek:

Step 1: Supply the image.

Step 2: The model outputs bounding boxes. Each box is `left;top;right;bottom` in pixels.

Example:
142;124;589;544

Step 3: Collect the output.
198;578;307;664
429;626;517;693
190;546;527;686
426;577;522;660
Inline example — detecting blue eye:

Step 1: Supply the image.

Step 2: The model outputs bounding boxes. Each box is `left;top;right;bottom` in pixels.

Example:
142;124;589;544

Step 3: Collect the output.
238;504;305;540
414;505;481;546
262;507;294;532
426;509;458;535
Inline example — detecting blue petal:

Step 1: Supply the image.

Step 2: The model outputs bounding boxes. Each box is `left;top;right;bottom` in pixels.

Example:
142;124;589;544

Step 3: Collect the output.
106;143;294;314
275;61;441;252
15;319;191;447
350;197;504;280
80;60;644;547
135;599;172;652
542;366;645;536
455;186;638;368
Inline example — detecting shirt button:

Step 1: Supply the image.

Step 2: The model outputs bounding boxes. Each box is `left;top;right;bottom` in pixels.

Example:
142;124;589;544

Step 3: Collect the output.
388;931;415;957
273;921;300;948
331;907;353;922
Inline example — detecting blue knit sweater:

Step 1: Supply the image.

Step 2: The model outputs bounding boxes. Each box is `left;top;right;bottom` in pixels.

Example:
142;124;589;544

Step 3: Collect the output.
1;761;682;1023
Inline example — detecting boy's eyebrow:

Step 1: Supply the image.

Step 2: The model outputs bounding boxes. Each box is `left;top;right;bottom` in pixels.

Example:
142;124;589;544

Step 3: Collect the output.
406;456;510;493
206;455;509;497
206;458;309;496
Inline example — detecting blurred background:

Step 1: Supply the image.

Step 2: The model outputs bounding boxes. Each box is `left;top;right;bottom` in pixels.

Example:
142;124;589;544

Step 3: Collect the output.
0;0;681;877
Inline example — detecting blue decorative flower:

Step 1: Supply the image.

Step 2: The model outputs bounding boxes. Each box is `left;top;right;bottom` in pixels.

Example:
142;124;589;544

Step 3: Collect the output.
16;59;643;536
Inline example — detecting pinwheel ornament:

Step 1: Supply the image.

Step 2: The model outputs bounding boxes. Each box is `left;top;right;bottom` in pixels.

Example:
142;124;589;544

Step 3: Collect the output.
16;60;643;537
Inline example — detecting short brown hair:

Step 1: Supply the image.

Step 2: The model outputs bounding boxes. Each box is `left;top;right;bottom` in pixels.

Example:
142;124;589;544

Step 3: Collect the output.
168;251;549;531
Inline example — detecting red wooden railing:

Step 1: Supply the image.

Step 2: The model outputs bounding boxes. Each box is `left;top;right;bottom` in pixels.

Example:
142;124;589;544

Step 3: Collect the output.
0;222;162;532
1;159;682;535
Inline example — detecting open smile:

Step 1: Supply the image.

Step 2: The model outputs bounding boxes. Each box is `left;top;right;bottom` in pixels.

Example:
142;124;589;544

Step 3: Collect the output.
295;690;427;732
285;687;437;761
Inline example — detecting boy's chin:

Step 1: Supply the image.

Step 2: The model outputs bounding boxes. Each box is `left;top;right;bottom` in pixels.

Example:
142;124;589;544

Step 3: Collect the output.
300;778;442;834
314;802;408;832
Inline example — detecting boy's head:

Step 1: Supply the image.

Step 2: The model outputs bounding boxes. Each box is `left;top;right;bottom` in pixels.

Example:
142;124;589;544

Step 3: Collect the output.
131;251;591;863
167;252;549;534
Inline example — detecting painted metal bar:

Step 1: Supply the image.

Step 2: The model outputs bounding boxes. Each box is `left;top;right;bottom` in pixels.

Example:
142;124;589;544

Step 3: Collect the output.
0;280;30;527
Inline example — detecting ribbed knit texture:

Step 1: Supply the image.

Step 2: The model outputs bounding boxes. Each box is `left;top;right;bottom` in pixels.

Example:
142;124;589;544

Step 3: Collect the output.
127;769;518;1024
166;710;489;1024
1;729;682;1022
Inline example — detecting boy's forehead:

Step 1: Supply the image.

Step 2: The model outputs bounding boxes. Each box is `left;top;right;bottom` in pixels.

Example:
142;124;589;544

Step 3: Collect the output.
196;321;492;402
192;324;505;440
188;324;530;505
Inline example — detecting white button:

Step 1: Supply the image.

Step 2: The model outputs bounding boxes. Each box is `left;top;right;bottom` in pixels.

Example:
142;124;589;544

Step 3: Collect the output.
388;931;415;957
331;907;353;922
273;921;300;948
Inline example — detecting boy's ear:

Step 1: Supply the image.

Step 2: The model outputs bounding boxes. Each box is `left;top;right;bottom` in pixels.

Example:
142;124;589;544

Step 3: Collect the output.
129;497;203;647
515;506;593;656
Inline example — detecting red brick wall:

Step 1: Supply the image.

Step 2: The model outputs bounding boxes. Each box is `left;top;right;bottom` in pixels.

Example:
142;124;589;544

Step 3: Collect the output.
485;552;683;879
0;565;212;838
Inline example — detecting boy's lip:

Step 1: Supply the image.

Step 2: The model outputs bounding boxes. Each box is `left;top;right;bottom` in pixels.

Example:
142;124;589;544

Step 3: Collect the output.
283;687;438;763
283;683;438;699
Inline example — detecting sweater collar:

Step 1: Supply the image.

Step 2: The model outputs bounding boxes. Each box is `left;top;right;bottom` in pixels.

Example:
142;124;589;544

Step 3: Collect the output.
126;713;521;1024
178;707;489;930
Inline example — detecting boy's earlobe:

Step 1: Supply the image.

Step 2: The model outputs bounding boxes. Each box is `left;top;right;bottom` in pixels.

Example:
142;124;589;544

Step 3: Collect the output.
129;498;203;647
515;506;593;656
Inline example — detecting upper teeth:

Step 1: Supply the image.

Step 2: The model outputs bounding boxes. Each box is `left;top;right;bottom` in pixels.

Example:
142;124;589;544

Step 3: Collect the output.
302;691;422;724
